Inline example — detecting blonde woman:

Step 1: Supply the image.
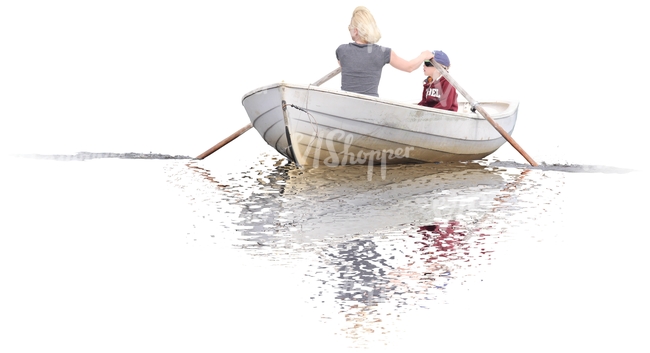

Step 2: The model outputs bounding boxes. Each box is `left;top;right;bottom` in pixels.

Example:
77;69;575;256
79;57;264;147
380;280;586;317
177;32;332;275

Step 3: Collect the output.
336;6;434;97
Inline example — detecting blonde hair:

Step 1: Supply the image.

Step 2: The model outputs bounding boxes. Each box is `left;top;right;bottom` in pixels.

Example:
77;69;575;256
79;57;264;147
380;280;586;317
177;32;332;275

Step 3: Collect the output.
349;6;381;44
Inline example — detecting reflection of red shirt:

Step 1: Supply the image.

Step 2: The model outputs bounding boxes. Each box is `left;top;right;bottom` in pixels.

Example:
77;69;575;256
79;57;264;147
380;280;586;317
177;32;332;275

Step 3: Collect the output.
416;221;465;261
417;76;458;112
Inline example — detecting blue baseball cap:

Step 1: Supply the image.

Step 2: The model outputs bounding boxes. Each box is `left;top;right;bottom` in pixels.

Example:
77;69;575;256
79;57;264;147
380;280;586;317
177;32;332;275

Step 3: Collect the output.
432;50;450;67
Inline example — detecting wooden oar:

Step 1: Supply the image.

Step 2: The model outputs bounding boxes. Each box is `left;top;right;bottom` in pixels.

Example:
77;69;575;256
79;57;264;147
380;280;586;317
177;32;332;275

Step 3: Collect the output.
312;67;341;86
195;123;253;160
431;61;538;167
194;67;342;160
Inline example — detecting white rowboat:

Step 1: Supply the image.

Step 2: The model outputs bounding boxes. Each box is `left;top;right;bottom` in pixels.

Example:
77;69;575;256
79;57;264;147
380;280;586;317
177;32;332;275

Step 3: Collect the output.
241;82;518;168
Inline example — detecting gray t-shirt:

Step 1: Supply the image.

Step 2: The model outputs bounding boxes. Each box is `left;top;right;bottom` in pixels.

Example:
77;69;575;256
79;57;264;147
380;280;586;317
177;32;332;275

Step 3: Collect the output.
336;43;392;97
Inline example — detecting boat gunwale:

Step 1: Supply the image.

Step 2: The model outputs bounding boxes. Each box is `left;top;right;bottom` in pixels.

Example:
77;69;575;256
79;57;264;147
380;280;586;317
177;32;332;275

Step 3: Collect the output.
241;82;519;121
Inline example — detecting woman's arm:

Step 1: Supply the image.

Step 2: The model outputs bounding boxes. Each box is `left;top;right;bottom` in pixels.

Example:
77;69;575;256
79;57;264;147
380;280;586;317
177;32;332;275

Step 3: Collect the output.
389;50;434;72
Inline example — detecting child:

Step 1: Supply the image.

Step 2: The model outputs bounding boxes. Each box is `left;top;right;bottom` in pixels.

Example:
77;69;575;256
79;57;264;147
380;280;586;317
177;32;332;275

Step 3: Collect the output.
417;50;459;111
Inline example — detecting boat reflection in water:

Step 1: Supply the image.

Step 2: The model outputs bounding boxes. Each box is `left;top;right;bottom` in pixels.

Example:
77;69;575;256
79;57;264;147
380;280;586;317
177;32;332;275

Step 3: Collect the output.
232;160;509;242
197;157;535;344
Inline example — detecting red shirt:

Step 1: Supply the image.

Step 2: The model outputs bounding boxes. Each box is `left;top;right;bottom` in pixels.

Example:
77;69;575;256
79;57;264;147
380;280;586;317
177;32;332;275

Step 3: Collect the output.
417;76;459;112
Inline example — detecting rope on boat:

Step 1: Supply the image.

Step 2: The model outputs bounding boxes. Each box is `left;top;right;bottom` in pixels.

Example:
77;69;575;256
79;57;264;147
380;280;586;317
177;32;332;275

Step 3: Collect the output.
282;102;308;113
282;102;319;136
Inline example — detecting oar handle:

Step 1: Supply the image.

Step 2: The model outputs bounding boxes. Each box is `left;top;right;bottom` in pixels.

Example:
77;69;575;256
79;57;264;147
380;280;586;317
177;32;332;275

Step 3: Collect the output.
311;67;342;86
431;60;538;167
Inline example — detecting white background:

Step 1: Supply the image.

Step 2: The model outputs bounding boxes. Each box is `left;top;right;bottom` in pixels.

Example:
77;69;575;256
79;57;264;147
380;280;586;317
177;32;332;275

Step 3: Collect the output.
1;3;649;351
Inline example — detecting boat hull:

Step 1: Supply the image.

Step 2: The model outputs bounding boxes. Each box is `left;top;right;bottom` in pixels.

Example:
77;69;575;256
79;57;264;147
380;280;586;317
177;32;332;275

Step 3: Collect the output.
242;83;518;168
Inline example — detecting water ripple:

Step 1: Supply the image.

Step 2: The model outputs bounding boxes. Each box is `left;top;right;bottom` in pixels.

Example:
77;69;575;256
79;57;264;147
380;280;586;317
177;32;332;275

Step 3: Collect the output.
169;155;567;347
